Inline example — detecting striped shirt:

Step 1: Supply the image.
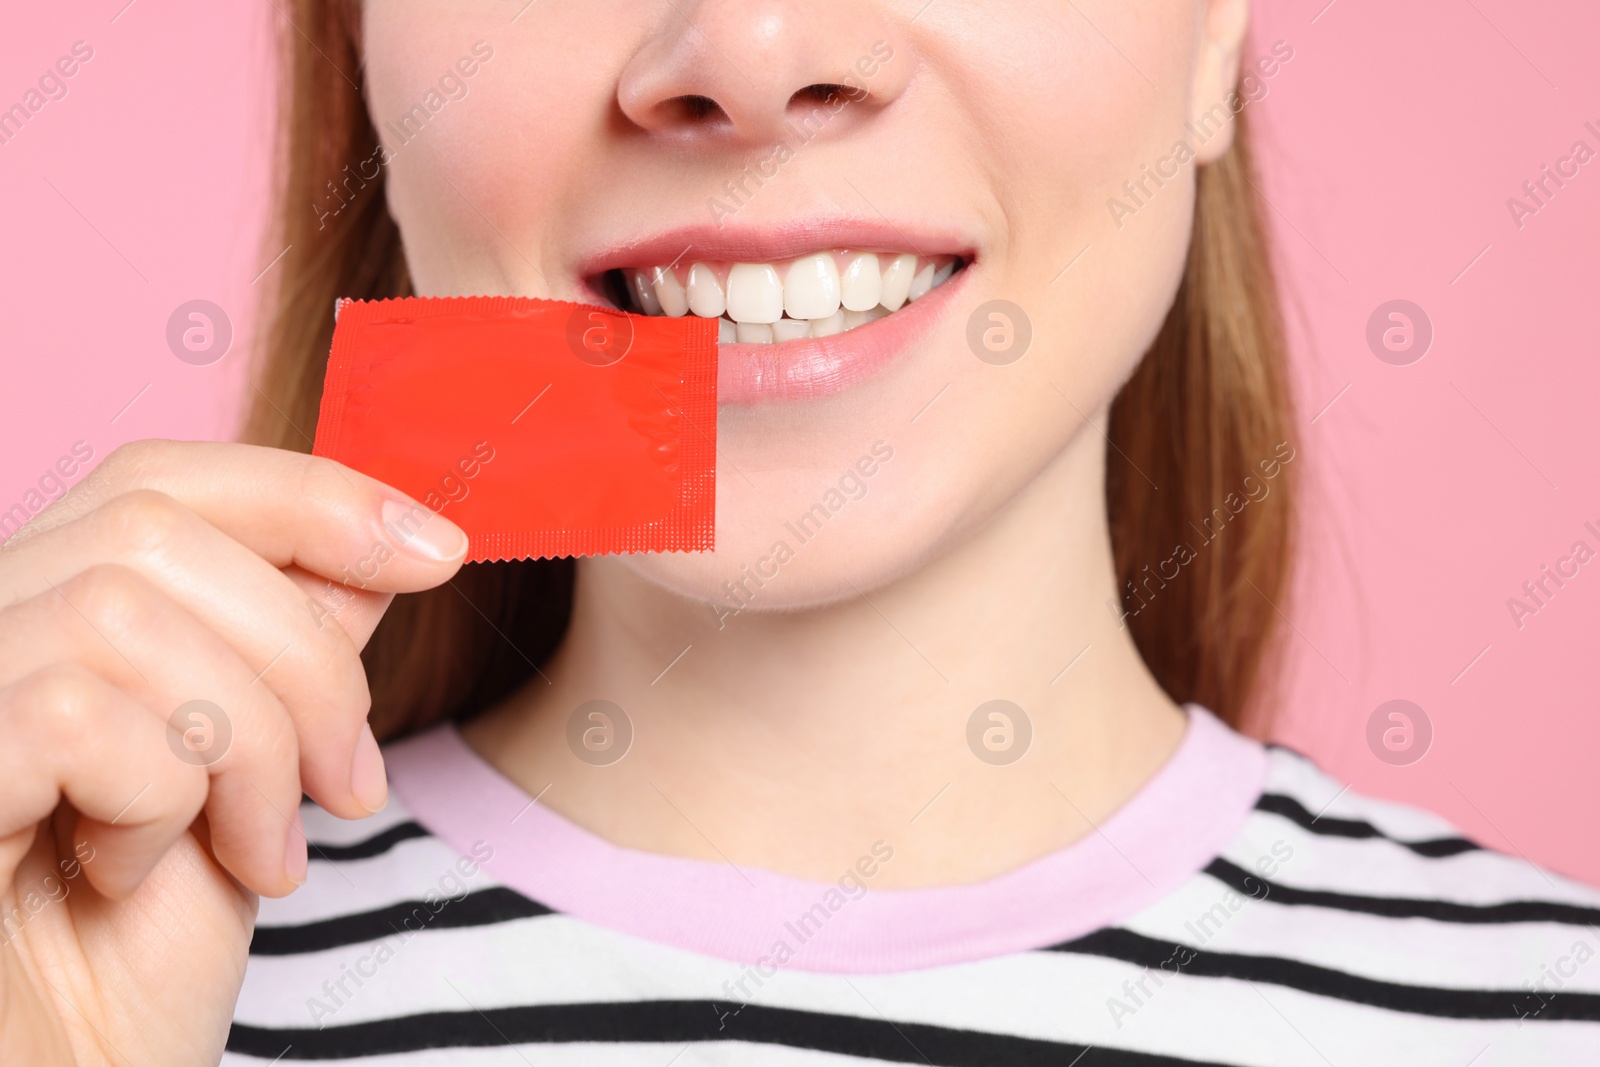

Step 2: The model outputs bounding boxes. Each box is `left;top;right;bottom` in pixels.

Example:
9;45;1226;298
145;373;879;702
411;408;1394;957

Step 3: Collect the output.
225;705;1600;1065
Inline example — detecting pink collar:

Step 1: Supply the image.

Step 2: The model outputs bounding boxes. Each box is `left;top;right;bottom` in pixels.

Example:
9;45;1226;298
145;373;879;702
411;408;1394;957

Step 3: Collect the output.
386;703;1266;974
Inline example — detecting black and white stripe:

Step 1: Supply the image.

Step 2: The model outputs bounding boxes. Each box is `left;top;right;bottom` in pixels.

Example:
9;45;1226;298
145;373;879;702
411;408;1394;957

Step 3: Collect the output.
226;751;1600;1066
229;1001;1238;1066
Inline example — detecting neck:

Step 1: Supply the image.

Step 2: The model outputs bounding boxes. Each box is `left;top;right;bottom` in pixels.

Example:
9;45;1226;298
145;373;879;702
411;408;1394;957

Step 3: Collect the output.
462;424;1187;888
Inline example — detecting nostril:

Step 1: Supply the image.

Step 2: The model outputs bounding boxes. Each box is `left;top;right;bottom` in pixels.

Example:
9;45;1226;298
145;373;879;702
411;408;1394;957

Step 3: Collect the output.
670;94;724;122
791;83;862;108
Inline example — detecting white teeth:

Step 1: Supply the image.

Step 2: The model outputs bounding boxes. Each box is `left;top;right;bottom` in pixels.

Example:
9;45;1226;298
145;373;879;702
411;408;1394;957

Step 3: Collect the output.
783;253;841;320
771;318;811;343
630;270;663;316
878;253;917;311
906;262;936;303
809;310;846;337
840;306;891;329
686;263;725;318
839;253;881;312
652;266;689;317
726;263;784;324
629;250;962;343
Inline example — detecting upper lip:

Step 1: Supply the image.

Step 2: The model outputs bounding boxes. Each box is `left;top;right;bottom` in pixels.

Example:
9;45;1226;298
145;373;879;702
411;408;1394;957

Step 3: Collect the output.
578;217;978;278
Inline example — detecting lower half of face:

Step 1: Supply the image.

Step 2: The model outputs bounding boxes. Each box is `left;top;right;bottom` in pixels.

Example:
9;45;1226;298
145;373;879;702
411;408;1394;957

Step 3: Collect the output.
363;0;1216;609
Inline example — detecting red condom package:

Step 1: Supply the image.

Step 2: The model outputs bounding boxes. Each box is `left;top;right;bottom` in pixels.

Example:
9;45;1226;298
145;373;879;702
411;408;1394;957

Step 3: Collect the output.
312;296;718;561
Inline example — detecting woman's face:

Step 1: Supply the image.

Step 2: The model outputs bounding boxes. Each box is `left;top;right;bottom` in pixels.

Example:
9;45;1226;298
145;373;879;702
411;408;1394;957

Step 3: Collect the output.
361;1;1249;610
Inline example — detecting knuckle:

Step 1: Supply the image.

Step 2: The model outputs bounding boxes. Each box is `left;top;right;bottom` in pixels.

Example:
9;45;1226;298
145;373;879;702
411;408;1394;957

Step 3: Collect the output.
314;642;374;723
96;439;162;487
98;488;193;556
281;619;374;729
10;662;107;738
297;453;360;514
62;563;159;638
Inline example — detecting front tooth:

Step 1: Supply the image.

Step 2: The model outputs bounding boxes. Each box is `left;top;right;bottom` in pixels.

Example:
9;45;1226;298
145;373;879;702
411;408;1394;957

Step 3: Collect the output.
772;318;811;342
652;266;689;317
809;310;846;337
841;307;888;330
735;321;774;344
878;253;917;311
906;262;936;303
686;263;725;318
726;263;783;324
783;254;841;320
839;253;881;312
717;317;736;343
630;270;663;315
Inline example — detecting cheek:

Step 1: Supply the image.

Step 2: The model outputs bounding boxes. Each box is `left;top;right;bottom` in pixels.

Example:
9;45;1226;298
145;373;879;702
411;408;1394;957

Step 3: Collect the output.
984;5;1201;362
362;4;614;296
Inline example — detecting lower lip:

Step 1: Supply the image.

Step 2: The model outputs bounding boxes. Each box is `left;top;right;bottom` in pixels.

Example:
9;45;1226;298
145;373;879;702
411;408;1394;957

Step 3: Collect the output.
713;268;969;406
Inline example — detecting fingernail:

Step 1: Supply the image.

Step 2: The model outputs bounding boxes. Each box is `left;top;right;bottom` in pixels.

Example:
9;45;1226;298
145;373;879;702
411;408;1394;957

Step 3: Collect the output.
350;723;389;814
285;808;308;886
381;498;468;562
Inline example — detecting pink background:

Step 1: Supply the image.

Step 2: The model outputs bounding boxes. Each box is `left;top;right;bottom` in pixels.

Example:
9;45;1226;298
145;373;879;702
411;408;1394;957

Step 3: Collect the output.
4;2;1597;883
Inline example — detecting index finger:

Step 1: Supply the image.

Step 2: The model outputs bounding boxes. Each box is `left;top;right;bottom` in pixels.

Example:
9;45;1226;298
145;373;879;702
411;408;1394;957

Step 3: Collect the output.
14;440;468;594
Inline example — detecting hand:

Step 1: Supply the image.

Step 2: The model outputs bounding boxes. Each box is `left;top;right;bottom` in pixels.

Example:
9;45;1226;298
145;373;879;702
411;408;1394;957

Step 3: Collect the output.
0;440;468;1065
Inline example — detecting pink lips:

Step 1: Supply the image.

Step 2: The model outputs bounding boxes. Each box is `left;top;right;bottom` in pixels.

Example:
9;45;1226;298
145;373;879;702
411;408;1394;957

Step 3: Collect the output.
579;219;975;406
714;266;967;404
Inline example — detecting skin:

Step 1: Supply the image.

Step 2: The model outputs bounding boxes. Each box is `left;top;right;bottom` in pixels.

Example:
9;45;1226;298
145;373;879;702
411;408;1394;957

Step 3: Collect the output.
412;0;1249;887
0;1;1249;1062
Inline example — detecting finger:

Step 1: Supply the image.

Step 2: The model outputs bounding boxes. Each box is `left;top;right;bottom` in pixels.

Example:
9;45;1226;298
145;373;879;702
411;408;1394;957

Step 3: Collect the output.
0;492;384;818
0;568;308;895
12;440;469;593
0;663;211;901
281;564;396;652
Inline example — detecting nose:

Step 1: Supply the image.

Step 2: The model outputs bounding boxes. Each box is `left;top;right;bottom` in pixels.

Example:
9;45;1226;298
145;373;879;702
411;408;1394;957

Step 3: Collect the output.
617;0;913;145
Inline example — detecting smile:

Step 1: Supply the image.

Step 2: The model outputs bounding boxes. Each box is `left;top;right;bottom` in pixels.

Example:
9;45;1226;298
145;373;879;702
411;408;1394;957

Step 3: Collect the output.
606;250;964;343
582;221;974;405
